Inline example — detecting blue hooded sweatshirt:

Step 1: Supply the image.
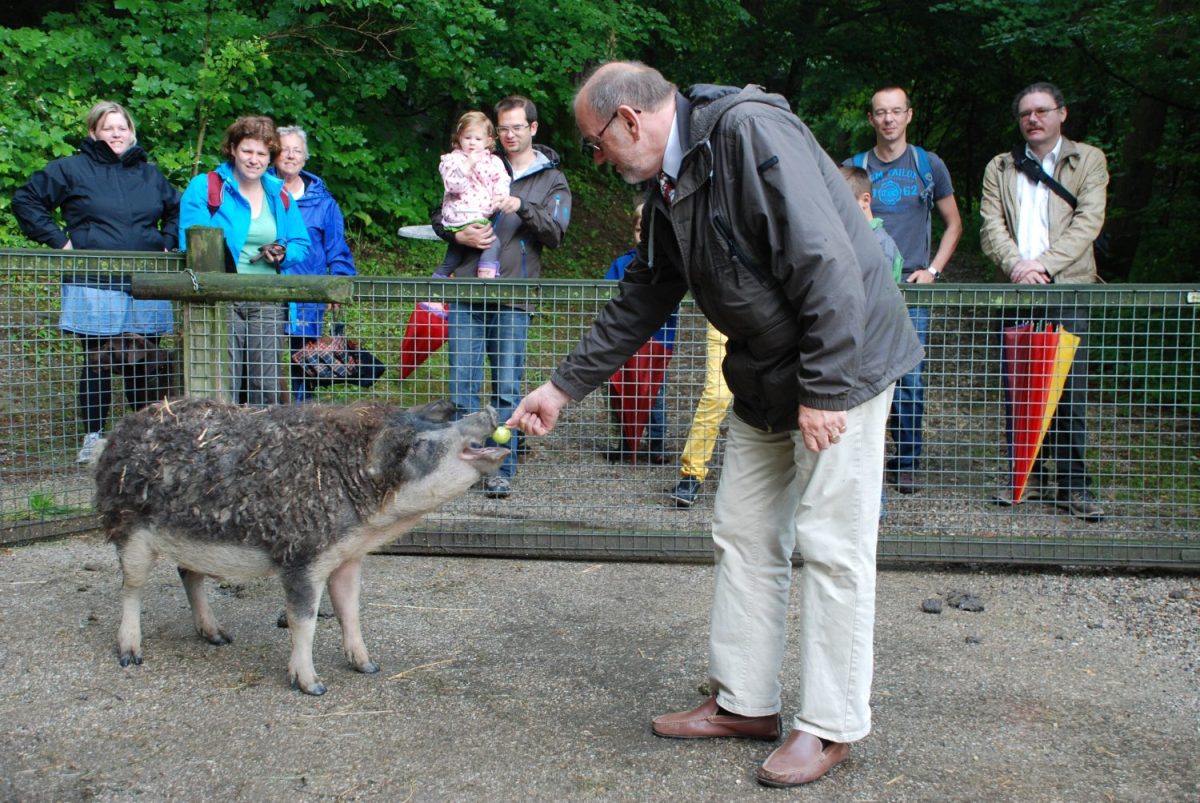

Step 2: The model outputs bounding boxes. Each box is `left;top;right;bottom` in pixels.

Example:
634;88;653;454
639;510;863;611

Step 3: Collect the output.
267;168;357;338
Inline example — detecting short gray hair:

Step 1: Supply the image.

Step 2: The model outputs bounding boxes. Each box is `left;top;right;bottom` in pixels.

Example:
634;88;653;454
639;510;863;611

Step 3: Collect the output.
276;126;309;157
577;61;676;120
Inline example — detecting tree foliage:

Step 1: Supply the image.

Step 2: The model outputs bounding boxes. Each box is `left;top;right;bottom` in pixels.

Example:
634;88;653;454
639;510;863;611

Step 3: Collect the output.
1;0;1196;281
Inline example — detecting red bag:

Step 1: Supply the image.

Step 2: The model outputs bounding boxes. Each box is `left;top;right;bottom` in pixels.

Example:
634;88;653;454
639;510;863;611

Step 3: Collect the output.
397;302;449;380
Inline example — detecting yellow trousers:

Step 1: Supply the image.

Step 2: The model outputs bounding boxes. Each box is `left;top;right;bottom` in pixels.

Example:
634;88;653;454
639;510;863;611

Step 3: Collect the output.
679;323;732;482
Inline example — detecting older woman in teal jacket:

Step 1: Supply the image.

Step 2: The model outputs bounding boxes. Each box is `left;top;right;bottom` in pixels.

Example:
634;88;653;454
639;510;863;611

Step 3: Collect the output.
179;115;310;406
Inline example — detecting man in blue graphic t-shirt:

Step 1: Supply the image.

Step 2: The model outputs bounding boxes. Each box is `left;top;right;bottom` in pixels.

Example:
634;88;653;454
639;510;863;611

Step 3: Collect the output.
843;85;962;494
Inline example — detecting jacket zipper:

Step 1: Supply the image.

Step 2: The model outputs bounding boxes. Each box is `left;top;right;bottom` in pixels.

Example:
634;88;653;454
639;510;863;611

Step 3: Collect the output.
713;213;770;286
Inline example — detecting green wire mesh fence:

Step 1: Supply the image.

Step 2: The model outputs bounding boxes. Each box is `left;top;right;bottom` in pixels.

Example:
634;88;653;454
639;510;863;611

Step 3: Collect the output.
2;248;1197;567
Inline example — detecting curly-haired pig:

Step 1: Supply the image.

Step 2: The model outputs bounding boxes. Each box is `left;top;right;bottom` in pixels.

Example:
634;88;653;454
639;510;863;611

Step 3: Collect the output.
93;397;508;695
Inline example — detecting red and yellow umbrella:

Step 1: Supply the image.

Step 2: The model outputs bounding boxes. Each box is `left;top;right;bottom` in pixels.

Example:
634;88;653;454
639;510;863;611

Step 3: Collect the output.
1001;322;1081;503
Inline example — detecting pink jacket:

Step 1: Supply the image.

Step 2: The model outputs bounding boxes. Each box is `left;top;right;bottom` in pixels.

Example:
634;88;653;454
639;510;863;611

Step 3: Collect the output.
439;150;510;227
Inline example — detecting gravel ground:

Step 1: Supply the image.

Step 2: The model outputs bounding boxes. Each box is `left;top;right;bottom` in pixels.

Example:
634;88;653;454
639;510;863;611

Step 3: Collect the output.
1;534;1197;802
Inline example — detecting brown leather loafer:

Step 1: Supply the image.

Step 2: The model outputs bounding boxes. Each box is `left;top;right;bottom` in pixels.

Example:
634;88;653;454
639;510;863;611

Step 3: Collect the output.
651;695;781;741
756;729;849;787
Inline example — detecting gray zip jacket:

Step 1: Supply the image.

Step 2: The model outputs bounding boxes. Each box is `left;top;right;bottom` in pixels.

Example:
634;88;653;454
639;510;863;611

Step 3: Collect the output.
552;84;922;432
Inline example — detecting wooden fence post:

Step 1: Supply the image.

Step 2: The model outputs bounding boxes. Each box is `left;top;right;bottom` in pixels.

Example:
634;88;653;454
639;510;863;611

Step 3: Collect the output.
182;226;228;401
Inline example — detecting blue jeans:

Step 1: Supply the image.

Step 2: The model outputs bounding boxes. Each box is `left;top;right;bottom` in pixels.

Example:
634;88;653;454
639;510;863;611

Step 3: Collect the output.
448;303;530;478
888;306;929;472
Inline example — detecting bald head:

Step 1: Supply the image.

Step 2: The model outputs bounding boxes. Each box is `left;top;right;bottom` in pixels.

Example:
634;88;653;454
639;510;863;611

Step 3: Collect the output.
575;61;677;121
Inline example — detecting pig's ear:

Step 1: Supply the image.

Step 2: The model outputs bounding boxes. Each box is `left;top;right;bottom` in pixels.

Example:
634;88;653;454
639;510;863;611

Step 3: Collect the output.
365;422;419;481
405;399;457;423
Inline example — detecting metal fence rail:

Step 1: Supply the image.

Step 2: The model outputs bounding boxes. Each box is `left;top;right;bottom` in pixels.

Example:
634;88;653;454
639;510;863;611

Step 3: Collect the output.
2;248;1197;568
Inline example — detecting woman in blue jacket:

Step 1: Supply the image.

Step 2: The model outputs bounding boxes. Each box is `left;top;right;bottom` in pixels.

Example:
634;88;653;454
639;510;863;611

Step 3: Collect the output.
179;116;310;406
269;126;359;401
12;100;180;462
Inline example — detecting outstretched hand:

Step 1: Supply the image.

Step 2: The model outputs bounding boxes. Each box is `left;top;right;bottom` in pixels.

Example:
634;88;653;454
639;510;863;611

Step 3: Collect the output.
507;382;572;436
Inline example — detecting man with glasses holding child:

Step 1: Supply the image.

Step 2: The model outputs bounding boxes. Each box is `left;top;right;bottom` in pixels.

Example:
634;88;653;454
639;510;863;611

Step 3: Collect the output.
431;95;571;499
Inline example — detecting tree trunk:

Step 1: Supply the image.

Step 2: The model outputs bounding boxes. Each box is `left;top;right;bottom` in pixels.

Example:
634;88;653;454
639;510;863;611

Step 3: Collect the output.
1102;0;1181;280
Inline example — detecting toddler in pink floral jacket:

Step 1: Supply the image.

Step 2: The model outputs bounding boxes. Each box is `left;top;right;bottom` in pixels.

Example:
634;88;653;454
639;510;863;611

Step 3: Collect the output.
434;111;511;278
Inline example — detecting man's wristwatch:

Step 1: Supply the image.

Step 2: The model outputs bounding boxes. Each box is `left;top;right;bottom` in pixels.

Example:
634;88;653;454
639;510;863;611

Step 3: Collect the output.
927;267;941;281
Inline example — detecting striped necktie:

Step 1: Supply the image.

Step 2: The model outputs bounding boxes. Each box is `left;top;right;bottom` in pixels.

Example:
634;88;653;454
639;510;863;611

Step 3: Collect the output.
657;171;676;206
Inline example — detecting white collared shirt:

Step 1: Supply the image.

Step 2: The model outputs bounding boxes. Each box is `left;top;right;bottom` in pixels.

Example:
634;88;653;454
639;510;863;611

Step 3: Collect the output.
1016;137;1063;261
661;108;682;182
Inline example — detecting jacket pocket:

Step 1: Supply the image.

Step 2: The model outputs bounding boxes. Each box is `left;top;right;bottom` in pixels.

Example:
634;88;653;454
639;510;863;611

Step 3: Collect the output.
722;316;800;428
712;214;771;288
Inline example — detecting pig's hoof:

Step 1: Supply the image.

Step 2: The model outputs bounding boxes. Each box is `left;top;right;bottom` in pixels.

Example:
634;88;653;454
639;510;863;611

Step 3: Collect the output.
202;629;233;646
118;650;143;667
357;660;379;675
293;679;327;696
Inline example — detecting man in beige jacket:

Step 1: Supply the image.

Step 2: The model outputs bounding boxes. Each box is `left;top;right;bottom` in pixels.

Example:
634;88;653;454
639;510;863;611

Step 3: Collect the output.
980;81;1108;521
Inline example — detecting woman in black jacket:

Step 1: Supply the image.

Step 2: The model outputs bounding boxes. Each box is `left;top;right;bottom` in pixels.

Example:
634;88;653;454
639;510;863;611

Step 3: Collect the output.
12;101;180;462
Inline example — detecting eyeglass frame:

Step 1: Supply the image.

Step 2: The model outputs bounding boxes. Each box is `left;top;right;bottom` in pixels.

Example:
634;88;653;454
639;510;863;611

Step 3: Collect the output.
496;123;531;135
869;106;910;119
581;107;641;156
1017;105;1063;121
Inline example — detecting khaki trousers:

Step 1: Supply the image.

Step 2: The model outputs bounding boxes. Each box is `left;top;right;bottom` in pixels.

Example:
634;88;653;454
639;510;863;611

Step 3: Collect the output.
708;387;892;743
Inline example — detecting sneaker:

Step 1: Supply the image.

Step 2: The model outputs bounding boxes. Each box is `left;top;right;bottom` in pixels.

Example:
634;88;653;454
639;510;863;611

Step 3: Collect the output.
76;431;103;464
669;476;702;508
483;476;511;499
1056;489;1104;522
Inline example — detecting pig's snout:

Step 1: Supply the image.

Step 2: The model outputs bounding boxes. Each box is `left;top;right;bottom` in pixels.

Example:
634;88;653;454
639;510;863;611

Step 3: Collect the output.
458;407;508;472
459;406;500;440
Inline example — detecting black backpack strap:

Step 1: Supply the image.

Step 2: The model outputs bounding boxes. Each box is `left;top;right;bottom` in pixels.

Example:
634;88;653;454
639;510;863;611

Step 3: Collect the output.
1011;147;1078;209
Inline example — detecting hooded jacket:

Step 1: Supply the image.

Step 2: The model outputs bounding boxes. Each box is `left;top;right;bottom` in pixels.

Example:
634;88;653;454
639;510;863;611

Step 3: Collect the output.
13;138;180;335
431;144;570;279
178;161;310;272
552;84;922;432
13;138;180;251
266;168;357;338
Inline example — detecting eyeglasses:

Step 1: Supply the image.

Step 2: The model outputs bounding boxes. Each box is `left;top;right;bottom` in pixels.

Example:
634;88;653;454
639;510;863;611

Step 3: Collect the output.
496;124;530;135
1018;105;1062;121
870;107;909;118
581;108;640;156
280;147;305;156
